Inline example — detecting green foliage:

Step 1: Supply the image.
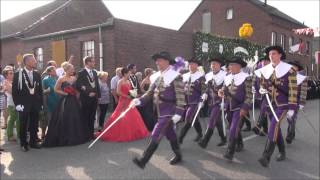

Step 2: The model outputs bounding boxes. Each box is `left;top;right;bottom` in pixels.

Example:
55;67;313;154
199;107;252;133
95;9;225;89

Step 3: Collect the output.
193;32;266;63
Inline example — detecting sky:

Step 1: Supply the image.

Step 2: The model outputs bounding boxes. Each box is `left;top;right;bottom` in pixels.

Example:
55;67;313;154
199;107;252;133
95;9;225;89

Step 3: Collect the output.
0;0;319;33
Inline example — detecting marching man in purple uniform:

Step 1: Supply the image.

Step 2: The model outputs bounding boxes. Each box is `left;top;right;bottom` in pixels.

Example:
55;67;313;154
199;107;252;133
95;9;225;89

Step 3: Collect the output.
252;56;271;136
286;60;308;144
178;57;206;144
257;46;298;167
218;56;252;161
131;51;186;169
198;55;227;148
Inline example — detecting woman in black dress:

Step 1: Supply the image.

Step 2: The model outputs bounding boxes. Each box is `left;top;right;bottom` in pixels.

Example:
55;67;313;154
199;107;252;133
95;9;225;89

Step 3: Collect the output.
44;63;89;147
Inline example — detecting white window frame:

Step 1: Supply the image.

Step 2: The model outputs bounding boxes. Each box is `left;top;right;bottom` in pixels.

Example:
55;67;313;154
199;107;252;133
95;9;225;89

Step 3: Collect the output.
34;47;44;70
271;32;277;45
202;11;211;33
82;40;95;58
280;34;285;50
226;8;233;20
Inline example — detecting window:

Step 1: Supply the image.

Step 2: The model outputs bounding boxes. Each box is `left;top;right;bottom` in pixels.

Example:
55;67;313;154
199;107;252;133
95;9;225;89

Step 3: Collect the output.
34;47;43;69
202;11;211;33
82;40;95;58
226;8;233;20
280;34;286;50
271;32;277;45
288;36;294;47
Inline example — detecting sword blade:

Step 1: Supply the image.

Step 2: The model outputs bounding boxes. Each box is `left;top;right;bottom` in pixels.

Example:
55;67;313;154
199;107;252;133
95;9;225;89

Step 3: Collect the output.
88;104;133;149
252;93;256;125
265;93;279;122
191;102;202;127
221;97;226;137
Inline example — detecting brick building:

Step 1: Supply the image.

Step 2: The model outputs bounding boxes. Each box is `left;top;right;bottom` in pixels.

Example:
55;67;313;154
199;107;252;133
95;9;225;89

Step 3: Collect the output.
0;0;192;74
180;0;313;74
1;0;313;75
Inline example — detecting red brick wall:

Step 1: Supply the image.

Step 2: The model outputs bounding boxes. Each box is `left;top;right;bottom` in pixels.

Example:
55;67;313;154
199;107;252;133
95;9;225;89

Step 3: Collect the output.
114;18;193;73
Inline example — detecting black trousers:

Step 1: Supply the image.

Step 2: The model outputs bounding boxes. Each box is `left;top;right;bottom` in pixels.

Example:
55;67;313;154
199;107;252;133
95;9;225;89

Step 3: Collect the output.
98;104;108;127
19;108;39;147
81;97;98;139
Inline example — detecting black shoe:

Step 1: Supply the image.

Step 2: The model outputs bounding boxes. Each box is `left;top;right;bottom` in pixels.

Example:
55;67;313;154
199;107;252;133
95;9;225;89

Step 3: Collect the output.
285;136;293;144
198;128;214;149
169;140;182;165
133;141;158;169
21;145;29;152
235;143;244;152
276;153;286;161
258;157;269;167
217;140;227;146
258;139;276;168
252;126;260;135
30;143;42;149
132;157;145;169
224;140;236;161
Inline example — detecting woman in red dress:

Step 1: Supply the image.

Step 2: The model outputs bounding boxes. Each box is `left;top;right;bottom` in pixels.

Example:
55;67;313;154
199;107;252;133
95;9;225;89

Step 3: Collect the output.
96;68;149;142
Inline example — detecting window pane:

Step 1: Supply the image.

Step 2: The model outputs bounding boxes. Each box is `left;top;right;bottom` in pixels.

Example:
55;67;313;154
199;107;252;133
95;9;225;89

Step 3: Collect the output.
226;8;233;20
202;12;211;33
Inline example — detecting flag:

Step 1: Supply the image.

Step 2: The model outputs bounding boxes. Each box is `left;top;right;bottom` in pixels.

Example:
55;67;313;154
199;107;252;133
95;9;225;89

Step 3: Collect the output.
289;43;300;53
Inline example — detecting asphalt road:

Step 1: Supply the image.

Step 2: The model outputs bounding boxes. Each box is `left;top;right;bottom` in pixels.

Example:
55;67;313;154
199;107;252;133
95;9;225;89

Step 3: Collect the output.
1;99;319;180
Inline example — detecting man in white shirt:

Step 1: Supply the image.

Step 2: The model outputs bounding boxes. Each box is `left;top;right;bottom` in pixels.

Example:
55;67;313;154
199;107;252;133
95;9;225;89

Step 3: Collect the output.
110;67;122;110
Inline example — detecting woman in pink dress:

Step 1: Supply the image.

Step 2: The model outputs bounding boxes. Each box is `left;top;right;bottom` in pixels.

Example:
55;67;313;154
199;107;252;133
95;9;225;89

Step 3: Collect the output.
95;67;149;142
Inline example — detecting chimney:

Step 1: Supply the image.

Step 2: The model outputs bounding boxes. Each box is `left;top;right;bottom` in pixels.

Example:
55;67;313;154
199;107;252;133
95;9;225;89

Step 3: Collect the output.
264;0;267;6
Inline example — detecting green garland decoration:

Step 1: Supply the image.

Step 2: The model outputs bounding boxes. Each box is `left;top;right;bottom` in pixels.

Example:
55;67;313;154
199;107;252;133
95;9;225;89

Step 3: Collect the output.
193;32;266;63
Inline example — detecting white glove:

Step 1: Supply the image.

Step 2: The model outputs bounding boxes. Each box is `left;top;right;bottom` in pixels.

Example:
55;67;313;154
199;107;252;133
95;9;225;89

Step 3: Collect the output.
172;114;182;124
287;110;295;119
131;98;141;106
129;89;138;98
15;105;24;112
299;105;304;110
259;87;268;95
252;87;256;94
201;93;208;101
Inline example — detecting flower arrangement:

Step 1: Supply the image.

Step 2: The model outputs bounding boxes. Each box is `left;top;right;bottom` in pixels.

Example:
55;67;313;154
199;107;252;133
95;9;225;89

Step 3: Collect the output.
239;23;254;38
63;86;77;96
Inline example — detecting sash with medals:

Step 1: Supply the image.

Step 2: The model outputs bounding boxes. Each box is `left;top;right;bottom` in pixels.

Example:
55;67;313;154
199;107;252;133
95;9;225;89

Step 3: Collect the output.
23;70;35;95
87;72;96;89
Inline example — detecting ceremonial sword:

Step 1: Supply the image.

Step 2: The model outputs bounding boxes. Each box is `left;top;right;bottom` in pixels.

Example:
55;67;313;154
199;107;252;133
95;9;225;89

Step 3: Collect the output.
88;103;135;149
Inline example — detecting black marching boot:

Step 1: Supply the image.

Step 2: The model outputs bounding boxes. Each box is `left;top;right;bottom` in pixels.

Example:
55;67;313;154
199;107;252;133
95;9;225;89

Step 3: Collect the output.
258;139;276;167
193;120;203;142
198;128;214;149
253;114;263;135
169;140;182;165
242;116;251;132
216;121;227;146
276;138;286;161
223;139;236;161
133;141;159;169
178;123;191;144
235;133;244;152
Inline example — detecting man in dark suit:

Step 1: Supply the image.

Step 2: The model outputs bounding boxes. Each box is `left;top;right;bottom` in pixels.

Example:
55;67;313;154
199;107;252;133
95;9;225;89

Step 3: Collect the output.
12;54;43;152
76;56;100;139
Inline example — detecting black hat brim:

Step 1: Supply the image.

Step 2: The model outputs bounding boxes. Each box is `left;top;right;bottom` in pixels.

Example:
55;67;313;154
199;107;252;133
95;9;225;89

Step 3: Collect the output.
152;54;175;65
288;61;303;71
226;57;247;68
265;46;286;60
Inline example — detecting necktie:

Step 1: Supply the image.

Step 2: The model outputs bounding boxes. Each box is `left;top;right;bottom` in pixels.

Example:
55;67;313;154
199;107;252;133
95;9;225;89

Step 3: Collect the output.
89;70;93;79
